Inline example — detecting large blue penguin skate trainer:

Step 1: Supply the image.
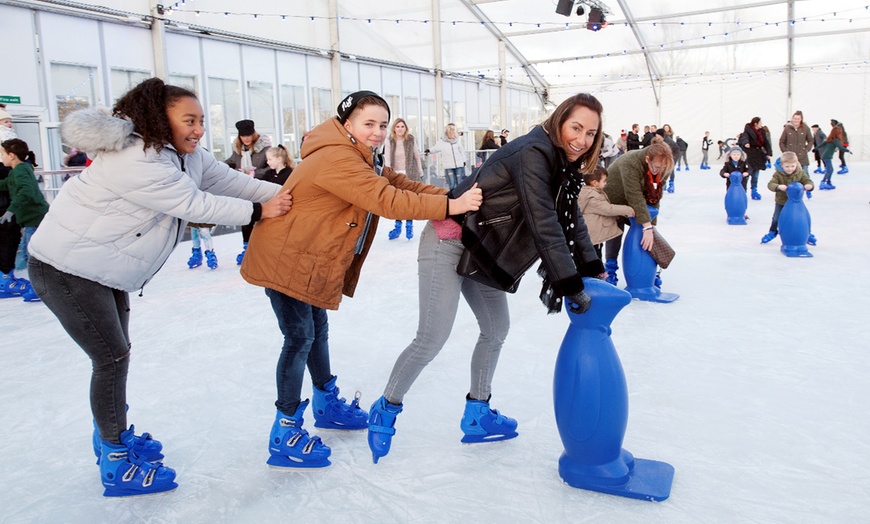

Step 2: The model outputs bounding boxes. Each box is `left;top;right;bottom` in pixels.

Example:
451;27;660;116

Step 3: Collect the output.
779;182;813;258
622;208;679;303
554;278;674;501
725;171;748;225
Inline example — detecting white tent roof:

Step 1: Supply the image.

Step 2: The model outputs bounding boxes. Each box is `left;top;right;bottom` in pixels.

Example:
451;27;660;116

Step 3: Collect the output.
147;0;870;101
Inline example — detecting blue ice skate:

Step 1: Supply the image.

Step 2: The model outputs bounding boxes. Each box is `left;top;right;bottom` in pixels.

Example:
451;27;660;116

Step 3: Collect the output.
0;271;27;298
405;221;414;240
604;258;619;286
312;376;368;430
236;242;247;265
666;180;674;193
205;250;218;269
98;440;177;497
187;248;203;268
387;220;402;240
460;396;518;444
760;231;777;244
837;165;848;174
751;188;762;200
267;401;331;469
807;233;817;246
368;395;403;464
20;280;41;302
93;422;164;465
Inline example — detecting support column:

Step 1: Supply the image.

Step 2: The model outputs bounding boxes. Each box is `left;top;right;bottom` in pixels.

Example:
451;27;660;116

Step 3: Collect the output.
151;2;167;79
329;0;342;111
499;40;506;132
433;0;444;134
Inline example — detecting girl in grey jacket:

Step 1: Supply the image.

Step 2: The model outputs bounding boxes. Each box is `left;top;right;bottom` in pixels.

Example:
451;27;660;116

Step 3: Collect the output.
27;78;292;497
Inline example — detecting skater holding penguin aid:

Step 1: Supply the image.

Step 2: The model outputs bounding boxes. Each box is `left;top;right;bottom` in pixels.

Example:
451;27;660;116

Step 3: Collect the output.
25;78;293;497
367;93;605;465
240;91;482;469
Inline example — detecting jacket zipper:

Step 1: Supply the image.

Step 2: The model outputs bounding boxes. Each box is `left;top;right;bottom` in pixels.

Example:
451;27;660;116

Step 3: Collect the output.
479;215;511;227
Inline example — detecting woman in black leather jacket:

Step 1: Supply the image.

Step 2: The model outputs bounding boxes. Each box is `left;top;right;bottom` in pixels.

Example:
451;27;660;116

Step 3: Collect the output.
367;93;605;464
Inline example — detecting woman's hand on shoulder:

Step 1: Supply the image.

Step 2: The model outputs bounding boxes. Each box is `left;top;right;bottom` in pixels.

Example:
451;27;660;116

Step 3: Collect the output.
448;183;482;214
261;190;293;218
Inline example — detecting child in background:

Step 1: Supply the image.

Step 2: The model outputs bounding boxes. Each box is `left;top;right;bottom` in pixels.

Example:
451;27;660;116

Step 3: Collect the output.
0;138;48;302
760;152;814;245
234;146;295;265
817;126;850;190
700;131;713;169
810;124;826;174
578;166;635;260
262;145;294;185
719;146;750;190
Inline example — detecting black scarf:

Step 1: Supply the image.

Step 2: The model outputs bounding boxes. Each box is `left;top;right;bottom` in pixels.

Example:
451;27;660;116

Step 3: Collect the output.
537;164;584;314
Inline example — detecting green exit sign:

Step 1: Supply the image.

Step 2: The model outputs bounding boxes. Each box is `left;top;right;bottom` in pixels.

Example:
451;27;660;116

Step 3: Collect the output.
0;96;21;104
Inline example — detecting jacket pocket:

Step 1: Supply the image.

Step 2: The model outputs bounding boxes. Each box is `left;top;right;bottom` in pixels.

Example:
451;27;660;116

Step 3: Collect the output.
477;214;512;227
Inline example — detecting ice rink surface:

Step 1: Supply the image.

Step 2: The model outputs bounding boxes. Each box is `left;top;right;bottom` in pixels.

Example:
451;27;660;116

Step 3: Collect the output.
2;162;869;523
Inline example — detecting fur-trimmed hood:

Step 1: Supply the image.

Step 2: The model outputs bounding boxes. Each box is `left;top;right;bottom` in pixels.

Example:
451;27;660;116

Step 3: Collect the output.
231;135;271;155
60;108;138;153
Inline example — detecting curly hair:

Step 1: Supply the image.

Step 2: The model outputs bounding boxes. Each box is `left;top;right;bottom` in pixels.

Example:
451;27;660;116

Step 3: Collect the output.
113;77;197;153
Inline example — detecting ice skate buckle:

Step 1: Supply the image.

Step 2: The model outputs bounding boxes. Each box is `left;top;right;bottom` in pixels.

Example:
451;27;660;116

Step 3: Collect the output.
302;436;322;454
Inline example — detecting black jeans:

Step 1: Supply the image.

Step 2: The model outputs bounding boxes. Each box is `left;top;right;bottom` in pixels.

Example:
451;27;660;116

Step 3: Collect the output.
28;257;131;443
0;216;21;274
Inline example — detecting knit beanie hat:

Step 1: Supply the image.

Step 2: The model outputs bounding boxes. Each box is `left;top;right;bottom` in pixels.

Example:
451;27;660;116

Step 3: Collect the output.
0;109;12;121
337;91;390;124
726;146;744;159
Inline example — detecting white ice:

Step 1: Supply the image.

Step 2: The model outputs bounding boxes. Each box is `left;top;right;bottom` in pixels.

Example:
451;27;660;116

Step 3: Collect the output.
2;163;869;523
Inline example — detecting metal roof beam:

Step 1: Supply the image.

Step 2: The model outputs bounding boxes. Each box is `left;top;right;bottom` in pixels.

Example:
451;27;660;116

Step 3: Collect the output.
503;0;795;37
614;0;661;105
458;0;549;94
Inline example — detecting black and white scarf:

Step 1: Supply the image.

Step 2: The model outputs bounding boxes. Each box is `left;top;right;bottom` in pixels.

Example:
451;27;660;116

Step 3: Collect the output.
538;165;584;314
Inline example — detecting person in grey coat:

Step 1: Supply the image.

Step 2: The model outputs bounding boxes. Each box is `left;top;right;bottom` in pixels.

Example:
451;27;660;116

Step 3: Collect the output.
27;78;292;497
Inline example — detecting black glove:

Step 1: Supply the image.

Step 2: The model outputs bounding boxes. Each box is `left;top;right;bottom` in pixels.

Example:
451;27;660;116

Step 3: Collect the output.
566;291;592;314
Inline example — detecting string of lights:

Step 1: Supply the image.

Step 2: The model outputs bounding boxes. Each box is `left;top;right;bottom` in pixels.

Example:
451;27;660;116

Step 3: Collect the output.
160;3;870;32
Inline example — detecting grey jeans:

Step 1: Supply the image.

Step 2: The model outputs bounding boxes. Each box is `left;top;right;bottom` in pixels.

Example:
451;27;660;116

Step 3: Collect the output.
383;222;510;404
28;257;131;443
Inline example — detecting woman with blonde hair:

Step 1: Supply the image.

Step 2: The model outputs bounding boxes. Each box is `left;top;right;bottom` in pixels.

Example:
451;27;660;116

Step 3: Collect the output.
384;118;424;239
427;123;466;190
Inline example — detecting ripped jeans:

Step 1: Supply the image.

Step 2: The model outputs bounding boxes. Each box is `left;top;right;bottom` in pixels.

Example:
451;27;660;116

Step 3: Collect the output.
28;257;132;443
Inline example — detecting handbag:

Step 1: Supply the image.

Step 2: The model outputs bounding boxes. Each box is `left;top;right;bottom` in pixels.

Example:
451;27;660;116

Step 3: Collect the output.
649;229;675;269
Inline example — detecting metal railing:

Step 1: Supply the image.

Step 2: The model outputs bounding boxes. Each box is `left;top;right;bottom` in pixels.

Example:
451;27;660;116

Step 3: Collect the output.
36;168;85;204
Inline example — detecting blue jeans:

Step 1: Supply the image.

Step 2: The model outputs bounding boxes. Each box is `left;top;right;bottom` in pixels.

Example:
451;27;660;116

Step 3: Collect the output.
383;222;510;404
265;289;332;416
823;158;834;183
28;257;131;443
15;225;36;270
749;169;760;190
769;203;784;233
444;166;466;190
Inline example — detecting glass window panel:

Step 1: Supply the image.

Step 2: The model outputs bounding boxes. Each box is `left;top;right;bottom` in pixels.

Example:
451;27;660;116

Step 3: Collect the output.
168;74;197;95
110;69;150;105
208;77;241;161
281;84;308;159
312;88;332;125
248;81;276;146
404;96;419;141
51;63;97;122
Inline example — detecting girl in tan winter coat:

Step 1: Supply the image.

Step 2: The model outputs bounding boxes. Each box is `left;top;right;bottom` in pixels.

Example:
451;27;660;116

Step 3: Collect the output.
241;91;482;470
